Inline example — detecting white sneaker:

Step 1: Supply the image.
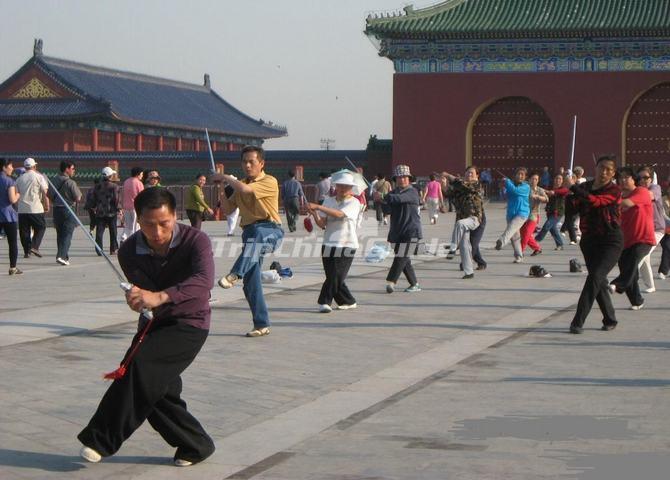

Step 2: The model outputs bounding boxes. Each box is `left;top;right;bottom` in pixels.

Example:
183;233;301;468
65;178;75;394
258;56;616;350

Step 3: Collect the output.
631;303;644;311
658;272;667;280
56;257;70;266
608;284;616;294
337;303;357;310
174;458;193;467
644;287;656;294
319;304;332;313
513;256;523;263
80;446;102;463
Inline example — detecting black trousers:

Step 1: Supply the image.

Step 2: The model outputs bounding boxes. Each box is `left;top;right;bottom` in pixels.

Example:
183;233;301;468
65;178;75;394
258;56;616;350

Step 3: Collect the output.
375;202;385;222
95;216;118;254
386;242;418;286
18;212;46;254
284;197;300;232
0;221;18;268
186;209;203;230
318;246;356;306
658;234;670;276
78;322;215;463
571;229;623;329
471;213;487;267
611;243;653;307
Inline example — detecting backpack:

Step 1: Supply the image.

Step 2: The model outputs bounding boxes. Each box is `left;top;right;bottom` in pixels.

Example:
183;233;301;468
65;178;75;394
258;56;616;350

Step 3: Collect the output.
529;265;552;278
569;258;583;273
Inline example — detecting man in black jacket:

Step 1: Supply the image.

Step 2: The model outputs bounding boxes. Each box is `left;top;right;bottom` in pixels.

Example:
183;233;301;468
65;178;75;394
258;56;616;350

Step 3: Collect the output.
383;164;423;293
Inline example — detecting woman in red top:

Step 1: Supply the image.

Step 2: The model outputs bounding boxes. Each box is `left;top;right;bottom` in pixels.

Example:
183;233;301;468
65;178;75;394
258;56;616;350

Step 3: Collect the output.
608;167;656;310
569;155;622;334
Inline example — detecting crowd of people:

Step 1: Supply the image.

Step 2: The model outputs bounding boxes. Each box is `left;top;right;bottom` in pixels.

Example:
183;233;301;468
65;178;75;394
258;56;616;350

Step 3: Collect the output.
2;150;669;468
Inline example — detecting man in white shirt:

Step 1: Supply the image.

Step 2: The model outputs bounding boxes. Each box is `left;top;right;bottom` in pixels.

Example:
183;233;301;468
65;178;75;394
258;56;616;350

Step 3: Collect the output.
15;157;49;258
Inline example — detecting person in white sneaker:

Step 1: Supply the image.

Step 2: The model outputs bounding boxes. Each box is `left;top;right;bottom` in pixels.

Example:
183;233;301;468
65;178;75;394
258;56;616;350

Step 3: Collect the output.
77;188;215;466
307;170;361;312
608;167;656;311
383;165;423;293
49;161;82;266
635;166;664;294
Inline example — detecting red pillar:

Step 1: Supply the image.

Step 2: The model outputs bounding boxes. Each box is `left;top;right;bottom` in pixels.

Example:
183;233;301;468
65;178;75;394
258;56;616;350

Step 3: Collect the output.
176;137;182;151
137;133;143;152
158;136;164;152
195;139;201;151
92;128;99;151
114;132;121;151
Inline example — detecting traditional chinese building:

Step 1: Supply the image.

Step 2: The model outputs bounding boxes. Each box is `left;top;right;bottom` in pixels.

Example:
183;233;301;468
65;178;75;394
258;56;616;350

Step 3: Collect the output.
0;39;286;181
365;0;670;179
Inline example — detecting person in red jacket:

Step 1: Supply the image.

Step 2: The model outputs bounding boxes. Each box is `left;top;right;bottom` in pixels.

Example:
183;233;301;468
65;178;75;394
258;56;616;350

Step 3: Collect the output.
569;155;622;334
608;167;656;311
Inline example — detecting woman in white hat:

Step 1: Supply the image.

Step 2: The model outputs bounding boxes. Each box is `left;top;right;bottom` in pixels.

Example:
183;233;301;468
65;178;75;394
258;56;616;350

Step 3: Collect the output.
307;170;362;313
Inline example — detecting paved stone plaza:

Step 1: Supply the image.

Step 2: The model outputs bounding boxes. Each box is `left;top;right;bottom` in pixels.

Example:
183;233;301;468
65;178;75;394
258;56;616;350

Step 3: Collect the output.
0;204;668;479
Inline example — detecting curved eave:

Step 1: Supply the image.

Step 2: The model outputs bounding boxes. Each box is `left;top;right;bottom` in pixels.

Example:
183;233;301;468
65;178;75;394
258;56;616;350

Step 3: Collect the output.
107;110;287;140
366;26;670;41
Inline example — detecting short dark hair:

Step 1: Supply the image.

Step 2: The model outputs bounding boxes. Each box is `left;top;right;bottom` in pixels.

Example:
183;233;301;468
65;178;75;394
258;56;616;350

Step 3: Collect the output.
288;170;295;178
0;158;10;169
241;145;265;161
515;167;528;175
134;187;176;216
429;174;436;181
596;154;617;166
60;160;75;173
195;173;206;180
131;166;143;177
618;166;635;179
319;172;328;179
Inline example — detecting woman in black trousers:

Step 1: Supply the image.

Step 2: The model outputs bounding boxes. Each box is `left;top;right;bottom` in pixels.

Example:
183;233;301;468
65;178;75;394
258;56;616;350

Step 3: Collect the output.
569;156;623;334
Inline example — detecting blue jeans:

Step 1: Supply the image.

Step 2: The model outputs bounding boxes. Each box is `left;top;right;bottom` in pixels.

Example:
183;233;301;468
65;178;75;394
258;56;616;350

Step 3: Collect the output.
53;207;78;260
232;221;284;328
535;215;563;247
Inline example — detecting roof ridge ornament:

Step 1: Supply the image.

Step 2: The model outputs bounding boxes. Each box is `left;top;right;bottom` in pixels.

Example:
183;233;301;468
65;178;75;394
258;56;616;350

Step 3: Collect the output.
33;38;43;57
204;73;211;88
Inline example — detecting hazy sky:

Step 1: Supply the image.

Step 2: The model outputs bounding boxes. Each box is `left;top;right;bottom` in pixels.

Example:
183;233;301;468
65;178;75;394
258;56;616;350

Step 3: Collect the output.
0;0;437;150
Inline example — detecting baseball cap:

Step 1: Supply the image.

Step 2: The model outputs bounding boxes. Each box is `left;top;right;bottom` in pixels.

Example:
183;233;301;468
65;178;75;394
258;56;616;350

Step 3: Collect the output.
24;158;37;168
101;166;117;177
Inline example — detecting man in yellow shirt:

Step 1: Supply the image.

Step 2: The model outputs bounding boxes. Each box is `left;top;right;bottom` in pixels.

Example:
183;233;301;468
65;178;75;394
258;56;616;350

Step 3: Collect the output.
217;146;284;337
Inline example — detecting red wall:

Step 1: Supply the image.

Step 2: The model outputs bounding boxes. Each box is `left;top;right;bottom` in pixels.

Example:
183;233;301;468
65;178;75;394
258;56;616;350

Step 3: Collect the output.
393;71;670;176
0;131;66;151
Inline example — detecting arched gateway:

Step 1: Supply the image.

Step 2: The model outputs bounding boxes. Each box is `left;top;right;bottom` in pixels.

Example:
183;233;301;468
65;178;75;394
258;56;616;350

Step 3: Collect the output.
469;97;554;175
625;82;670;181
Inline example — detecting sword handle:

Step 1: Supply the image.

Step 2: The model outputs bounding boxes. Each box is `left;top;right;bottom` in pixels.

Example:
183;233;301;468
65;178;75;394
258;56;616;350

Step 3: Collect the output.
120;282;154;320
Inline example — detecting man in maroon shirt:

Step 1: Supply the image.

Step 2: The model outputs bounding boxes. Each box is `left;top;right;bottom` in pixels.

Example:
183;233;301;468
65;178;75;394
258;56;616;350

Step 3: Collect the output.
608;167;656;311
78;187;215;467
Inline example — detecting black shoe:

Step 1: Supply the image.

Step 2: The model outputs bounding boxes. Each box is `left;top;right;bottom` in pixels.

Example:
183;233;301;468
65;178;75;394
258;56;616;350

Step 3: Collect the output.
24;253;31;258
30;248;42;258
569;325;583;334
446;251;455;259
476;264;487;271
601;323;617;331
495;239;502;250
462;273;474;279
530;249;542;257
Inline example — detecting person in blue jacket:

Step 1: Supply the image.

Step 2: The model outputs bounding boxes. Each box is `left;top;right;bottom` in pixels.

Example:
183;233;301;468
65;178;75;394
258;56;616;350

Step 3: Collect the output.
383;164;423;293
495;167;530;263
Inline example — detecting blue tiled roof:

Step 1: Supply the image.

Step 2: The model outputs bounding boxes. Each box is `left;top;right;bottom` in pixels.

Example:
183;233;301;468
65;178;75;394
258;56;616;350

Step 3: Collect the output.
0;55;286;139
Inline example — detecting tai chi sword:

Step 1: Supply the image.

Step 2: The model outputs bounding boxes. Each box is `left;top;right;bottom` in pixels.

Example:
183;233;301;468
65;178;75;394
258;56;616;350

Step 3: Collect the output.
45;175;153;320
